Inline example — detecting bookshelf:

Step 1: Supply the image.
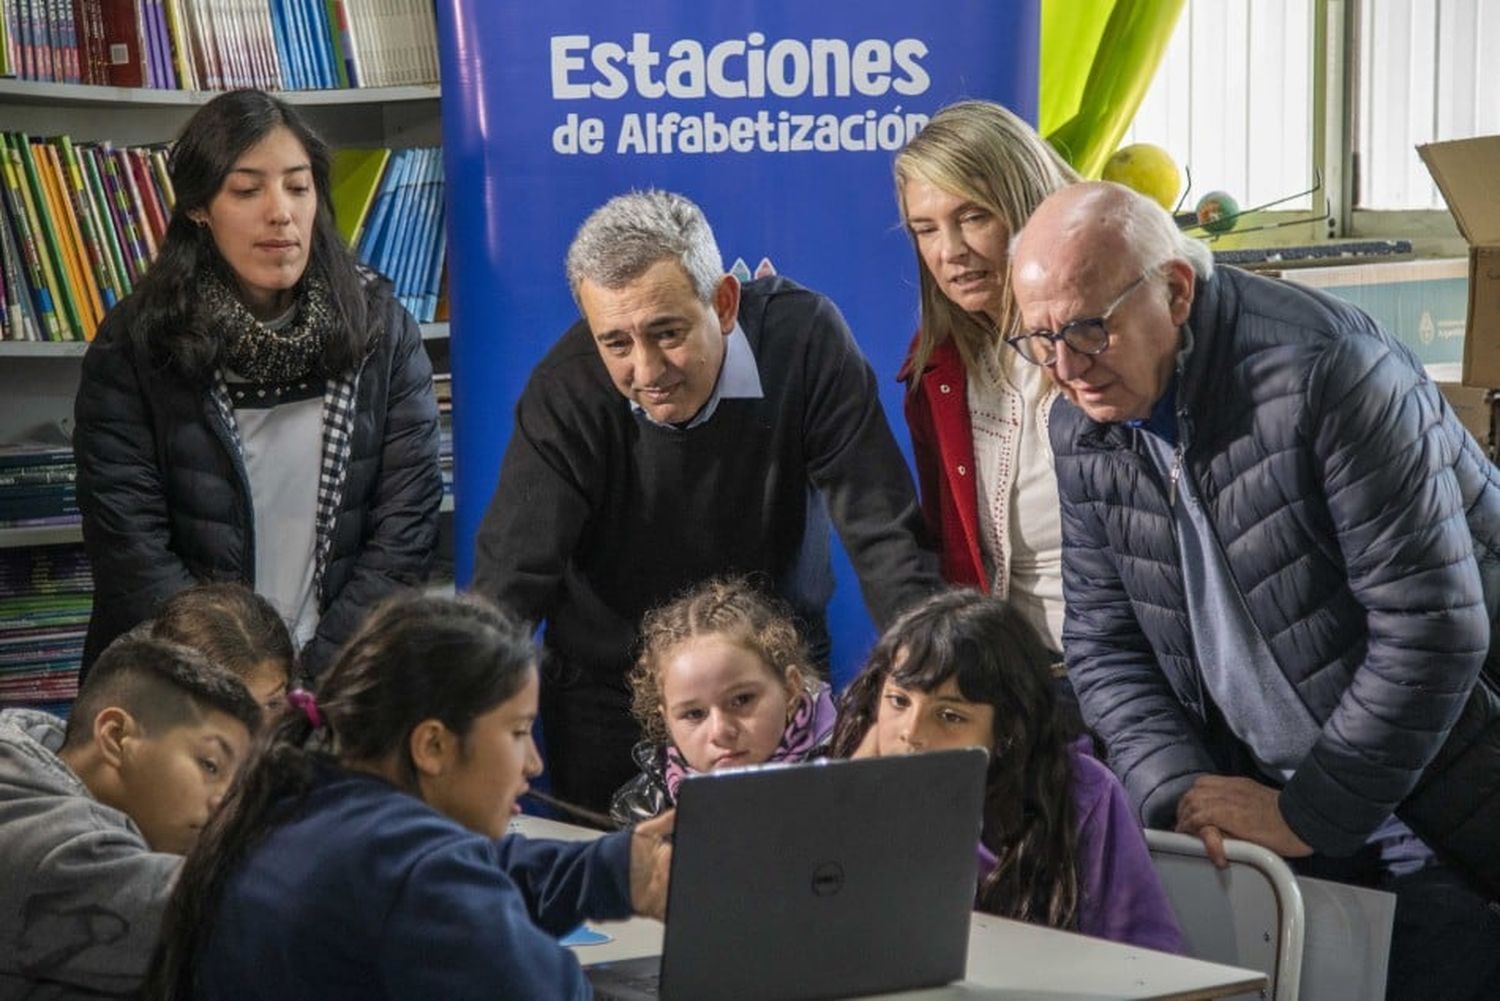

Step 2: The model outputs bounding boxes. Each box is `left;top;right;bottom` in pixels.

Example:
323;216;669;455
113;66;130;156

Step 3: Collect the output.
0;77;452;710
0;80;441;148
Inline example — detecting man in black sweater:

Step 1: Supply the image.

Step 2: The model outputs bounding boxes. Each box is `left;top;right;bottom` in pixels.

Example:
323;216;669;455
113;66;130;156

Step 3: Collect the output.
474;190;940;812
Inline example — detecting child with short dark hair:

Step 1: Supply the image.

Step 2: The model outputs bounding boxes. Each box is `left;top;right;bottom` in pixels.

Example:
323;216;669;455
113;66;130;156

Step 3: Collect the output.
611;578;836;825
149;582;297;711
0;635;260;997
832;589;1182;952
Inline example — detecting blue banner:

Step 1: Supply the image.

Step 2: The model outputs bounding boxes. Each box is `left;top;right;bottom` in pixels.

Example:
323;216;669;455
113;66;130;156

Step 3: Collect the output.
436;1;1039;681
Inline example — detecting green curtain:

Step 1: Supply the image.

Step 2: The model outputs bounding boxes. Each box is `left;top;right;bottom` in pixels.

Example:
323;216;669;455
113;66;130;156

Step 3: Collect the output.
1040;0;1185;177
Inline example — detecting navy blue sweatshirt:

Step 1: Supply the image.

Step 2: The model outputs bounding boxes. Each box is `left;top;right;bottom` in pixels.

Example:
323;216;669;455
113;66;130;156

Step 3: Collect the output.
191;770;632;1000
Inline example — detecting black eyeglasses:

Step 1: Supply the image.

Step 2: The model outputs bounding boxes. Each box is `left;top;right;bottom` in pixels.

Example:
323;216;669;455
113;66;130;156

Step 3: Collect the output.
1005;273;1149;367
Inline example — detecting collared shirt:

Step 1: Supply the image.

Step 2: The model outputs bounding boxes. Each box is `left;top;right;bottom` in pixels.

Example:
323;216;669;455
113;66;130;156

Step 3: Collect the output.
629;321;763;429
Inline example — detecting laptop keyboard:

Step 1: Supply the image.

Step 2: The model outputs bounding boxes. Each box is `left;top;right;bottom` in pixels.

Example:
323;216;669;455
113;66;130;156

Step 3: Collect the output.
586;959;662;1000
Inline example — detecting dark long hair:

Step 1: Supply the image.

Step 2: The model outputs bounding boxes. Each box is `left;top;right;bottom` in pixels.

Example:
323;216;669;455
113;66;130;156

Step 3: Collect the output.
121;88;378;382
142;594;538;1000
830;590;1081;929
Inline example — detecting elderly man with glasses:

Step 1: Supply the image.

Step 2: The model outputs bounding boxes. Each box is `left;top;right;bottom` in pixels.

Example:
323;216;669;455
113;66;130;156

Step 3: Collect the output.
1010;180;1500;1001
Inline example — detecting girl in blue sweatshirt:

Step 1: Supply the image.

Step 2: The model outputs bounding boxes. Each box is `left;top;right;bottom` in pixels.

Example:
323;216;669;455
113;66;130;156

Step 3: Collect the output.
145;594;673;1000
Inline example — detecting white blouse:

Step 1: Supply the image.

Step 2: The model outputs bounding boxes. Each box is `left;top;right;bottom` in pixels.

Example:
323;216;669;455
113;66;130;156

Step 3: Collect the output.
967;344;1066;651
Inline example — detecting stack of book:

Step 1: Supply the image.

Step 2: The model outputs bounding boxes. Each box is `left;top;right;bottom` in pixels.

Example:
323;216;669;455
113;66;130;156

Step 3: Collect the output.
0;443;78;528
0;131;171;342
0;0;439;90
0;544;91;716
433;370;451;505
334;144;446;323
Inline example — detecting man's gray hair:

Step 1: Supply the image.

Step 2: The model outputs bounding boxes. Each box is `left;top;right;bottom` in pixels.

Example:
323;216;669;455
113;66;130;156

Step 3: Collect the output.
1126;187;1216;281
565;190;725;307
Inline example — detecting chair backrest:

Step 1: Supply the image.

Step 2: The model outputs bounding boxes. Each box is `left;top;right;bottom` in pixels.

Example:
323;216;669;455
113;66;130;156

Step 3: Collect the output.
1145;829;1304;1001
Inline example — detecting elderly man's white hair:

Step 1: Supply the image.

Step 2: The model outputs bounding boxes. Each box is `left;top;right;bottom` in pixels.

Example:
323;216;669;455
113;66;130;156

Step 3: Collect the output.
565;189;725;307
1011;181;1215;281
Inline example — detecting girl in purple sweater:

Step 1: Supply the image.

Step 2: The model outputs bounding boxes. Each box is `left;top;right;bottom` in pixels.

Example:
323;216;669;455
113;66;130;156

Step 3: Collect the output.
831;590;1183;953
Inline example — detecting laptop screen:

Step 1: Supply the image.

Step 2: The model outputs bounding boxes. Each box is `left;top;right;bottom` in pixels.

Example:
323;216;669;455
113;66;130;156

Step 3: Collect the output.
651;748;988;1001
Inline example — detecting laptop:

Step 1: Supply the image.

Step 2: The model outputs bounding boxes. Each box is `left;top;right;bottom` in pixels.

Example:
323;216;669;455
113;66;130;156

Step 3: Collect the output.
586;747;988;1001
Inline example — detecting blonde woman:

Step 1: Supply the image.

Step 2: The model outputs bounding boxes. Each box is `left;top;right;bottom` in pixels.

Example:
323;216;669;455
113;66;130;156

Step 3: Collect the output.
895;101;1077;655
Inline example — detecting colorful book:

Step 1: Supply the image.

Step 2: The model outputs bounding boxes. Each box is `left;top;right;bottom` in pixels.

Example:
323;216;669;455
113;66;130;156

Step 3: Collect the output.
0;139;60;340
39;142;103;331
77;145;131;299
56;136;120;315
7;134;77;340
329;146;390;246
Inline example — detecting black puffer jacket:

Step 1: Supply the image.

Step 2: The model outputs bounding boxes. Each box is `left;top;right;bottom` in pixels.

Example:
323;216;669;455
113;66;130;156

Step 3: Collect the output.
1052;265;1500;898
73;283;442;675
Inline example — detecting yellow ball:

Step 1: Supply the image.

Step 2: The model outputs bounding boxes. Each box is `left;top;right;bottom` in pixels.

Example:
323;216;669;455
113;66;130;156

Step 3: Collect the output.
1102;143;1183;212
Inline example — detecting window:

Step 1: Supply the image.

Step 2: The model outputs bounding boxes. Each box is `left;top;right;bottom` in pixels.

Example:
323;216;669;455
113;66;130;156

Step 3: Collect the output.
1124;0;1314;213
1357;0;1500;210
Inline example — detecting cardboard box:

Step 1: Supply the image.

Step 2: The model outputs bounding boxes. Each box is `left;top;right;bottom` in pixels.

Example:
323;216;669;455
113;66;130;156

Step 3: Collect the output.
1418;136;1500;388
1436;380;1495;457
1284;259;1467;370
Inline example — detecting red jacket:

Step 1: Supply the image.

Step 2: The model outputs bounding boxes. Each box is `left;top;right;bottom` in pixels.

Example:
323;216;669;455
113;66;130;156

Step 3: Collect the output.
898;336;988;590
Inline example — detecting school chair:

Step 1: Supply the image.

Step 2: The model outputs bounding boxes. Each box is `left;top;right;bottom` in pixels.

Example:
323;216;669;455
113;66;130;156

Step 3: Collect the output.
1145;829;1395;1001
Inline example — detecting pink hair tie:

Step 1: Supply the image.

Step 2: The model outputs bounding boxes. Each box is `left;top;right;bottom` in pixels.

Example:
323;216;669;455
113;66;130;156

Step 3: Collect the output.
286;688;324;730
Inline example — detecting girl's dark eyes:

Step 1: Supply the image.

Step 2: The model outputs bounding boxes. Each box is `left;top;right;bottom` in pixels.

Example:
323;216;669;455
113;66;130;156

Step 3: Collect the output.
198;757;221;777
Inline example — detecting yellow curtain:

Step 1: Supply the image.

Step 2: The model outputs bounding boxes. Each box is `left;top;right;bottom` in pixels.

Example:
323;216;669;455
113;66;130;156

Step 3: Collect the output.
1040;0;1185;177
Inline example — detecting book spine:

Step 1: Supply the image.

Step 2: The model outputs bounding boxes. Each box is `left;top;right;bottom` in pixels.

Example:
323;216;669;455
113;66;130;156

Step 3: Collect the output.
0;205;44;339
308;0;335;88
19;0;38;80
77;145;131;299
0;465;77;486
0;209;12;339
10;134;78;340
355;146;403;269
420;198;444;324
159;0;185;89
98;147;150;285
114;147;156;262
328;0;354;86
0;135;62;339
319;0;343;88
40;142;103;333
133;0;152;86
147;0;170;88
125;148;165;247
100;0;144;87
56;136;119;316
58;0;78;81
0;0;16;77
30;140;92;337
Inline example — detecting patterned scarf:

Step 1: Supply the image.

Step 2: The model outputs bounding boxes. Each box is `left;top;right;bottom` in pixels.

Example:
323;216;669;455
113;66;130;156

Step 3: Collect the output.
662;679;837;800
202;270;335;383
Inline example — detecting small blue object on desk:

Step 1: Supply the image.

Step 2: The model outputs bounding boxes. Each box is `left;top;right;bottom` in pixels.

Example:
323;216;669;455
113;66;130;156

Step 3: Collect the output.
561;925;614;947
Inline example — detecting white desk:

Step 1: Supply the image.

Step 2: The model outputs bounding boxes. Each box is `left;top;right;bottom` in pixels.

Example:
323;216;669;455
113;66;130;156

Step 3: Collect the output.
512;815;1266;1001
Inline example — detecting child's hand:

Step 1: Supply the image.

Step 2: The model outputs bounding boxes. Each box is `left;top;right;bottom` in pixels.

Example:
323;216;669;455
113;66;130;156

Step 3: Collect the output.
629;809;675;920
851;723;881;759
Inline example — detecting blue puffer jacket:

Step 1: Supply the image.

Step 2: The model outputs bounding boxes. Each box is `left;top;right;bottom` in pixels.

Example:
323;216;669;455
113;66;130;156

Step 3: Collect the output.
1052;265;1500;898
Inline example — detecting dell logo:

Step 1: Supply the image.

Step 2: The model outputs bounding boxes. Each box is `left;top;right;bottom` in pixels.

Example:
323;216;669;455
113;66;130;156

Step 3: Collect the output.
811;861;845;896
